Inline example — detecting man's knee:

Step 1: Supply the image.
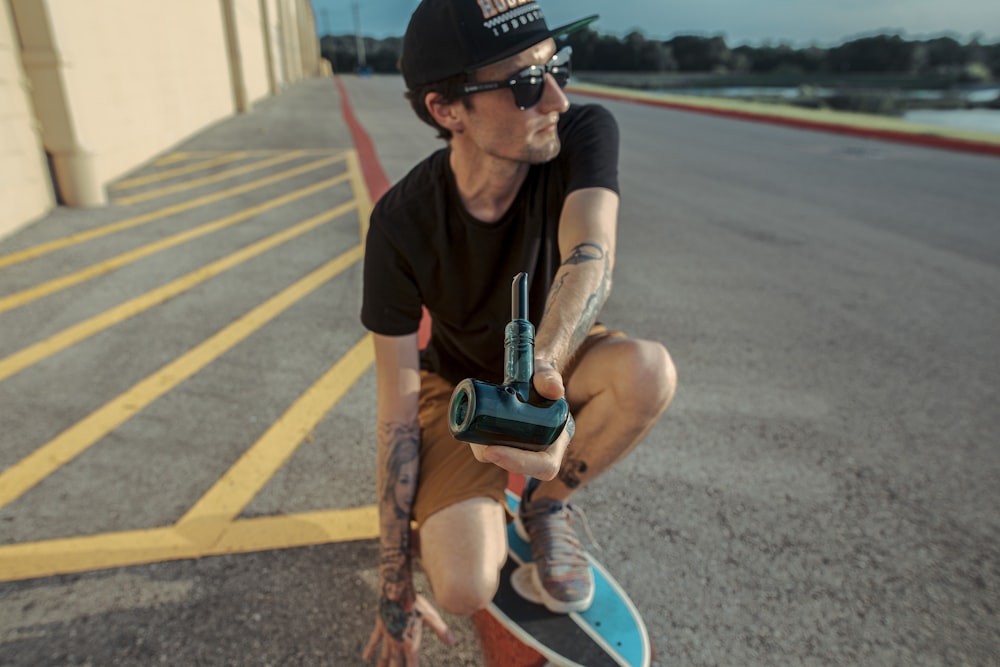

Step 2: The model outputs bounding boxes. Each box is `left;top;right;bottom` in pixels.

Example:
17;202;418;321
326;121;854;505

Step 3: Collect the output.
431;569;499;616
615;339;677;418
419;497;506;616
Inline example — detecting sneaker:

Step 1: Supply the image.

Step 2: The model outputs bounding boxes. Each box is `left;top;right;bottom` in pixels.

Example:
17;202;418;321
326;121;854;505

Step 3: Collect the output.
515;479;595;613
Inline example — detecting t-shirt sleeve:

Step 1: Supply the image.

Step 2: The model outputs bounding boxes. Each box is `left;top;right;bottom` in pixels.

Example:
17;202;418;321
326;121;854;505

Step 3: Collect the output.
560;104;621;196
360;209;423;336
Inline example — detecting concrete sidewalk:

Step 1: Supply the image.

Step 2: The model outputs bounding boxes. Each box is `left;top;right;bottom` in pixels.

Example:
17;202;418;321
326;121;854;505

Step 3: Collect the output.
0;76;493;666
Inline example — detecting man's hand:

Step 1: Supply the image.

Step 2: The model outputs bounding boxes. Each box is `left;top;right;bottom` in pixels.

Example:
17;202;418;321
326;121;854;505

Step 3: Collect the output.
363;593;454;666
469;362;575;480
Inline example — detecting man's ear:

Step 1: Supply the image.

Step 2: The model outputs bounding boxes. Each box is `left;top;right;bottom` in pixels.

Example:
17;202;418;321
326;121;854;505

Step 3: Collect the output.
425;92;466;135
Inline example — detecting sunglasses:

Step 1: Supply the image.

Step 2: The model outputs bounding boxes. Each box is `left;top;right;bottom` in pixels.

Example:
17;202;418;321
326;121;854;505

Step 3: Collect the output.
461;46;572;110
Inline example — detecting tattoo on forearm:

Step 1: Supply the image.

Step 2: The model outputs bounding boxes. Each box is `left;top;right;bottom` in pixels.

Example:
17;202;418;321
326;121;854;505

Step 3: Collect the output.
542;274;567;321
378;421;420;521
543;244;603;317
379;547;409;572
567;258;612;353
539;241;612;371
565;242;605;265
376;420;421;640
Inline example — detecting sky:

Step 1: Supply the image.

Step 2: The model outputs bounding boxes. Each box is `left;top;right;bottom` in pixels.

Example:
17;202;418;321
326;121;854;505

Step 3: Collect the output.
310;0;1000;46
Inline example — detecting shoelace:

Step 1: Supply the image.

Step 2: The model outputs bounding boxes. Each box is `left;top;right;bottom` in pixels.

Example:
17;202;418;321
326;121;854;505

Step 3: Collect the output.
524;500;601;555
568;503;601;552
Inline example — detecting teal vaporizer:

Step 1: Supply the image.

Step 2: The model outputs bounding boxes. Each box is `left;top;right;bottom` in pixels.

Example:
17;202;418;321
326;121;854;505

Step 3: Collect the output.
447;273;570;451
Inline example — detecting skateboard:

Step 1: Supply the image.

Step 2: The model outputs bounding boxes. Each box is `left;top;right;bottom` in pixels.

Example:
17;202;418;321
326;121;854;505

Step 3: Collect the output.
473;489;653;667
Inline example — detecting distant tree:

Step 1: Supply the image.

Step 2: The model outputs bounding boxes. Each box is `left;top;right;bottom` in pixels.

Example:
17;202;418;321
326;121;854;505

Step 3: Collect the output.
828;35;914;73
614;30;676;71
319;28;999;80
984;43;1000;78
666;35;730;72
320;34;401;74
923;36;966;69
736;43;799;73
640;40;676;72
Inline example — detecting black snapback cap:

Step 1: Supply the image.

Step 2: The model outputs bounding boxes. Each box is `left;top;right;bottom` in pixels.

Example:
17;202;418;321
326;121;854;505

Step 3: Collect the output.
401;0;598;88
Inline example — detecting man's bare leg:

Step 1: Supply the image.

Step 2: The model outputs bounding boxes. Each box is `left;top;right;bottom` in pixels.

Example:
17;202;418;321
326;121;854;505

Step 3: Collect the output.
418;497;507;616
533;336;676;502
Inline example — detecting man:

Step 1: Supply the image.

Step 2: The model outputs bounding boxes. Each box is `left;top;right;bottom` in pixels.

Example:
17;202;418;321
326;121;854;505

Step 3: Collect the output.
361;1;676;664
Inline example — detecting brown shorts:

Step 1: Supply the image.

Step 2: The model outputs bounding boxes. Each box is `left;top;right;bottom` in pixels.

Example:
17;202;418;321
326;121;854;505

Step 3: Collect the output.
411;324;625;526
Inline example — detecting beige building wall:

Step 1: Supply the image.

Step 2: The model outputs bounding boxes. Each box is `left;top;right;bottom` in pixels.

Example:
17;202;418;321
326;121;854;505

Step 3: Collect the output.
296;0;319;78
233;0;270;105
3;0;320;236
1;0;53;237
12;0;234;207
263;0;286;90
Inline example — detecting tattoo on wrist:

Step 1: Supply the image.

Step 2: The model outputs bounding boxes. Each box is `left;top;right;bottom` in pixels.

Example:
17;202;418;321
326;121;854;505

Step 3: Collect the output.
380;597;419;642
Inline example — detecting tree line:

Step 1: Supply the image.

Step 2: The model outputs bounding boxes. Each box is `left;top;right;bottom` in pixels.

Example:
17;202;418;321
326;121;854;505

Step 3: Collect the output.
321;29;1000;82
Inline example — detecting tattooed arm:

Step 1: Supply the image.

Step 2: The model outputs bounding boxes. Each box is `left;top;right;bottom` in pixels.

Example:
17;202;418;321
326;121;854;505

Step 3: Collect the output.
469;187;618;481
535;187;619;374
363;333;452;664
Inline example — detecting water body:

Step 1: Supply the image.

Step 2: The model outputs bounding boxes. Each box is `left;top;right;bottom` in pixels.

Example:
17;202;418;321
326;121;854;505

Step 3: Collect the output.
902;109;1000;134
654;85;1000;135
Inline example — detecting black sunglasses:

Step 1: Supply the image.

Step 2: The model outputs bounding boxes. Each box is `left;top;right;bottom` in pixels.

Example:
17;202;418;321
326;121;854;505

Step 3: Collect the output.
461;46;572;110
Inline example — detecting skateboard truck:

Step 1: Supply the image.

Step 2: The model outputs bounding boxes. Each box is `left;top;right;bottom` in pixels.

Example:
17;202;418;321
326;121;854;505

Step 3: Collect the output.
448;272;570;451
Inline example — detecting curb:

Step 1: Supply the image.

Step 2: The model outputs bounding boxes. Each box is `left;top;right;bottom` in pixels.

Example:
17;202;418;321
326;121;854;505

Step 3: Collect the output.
335;76;392;200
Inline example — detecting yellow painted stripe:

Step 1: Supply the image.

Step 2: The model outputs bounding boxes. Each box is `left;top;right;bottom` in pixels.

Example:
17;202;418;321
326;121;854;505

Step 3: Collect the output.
177;335;374;539
0;153;346;270
113;152;252;190
0;198;357;383
0;173;349;315
0;245;364;510
201;506;379;555
154;152;201;167
115;151;308;205
344;149;372;240
0;528;197;582
0;507;378;582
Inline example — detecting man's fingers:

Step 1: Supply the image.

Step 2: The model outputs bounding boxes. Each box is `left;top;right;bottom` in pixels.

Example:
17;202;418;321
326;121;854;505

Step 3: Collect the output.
481;445;561;479
467;407;574;479
471;424;573;478
362;623;382;661
471;444;560;479
404;642;421;667
416;594;457;645
531;367;565;400
469;443;490;463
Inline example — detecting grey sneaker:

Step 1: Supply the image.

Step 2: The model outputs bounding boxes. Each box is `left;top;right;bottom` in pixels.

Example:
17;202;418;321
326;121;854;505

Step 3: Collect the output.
515;480;595;613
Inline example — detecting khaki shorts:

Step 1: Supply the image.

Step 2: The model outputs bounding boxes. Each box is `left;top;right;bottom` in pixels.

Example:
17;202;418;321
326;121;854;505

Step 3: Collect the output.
411;324;625;526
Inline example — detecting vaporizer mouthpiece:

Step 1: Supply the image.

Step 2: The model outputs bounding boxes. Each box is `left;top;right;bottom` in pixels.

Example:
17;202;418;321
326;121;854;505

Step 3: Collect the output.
512;272;528;320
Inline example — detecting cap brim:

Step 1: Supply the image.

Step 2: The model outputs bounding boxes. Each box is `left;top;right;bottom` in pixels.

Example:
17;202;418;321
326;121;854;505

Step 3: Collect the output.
466;14;599;73
550;14;599;39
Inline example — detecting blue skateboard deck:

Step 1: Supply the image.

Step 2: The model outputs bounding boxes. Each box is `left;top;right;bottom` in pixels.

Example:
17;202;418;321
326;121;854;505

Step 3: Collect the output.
477;490;653;667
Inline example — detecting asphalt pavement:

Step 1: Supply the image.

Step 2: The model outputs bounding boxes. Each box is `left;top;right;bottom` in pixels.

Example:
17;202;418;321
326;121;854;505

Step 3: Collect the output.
2;74;999;667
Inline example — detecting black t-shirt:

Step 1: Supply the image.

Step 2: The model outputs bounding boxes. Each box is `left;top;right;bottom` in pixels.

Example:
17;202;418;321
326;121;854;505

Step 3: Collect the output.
361;104;620;386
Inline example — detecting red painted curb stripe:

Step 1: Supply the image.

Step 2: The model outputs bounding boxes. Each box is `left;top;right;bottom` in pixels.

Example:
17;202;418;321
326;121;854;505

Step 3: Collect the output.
335;76;432;349
570;86;1000;159
335;76;392;200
